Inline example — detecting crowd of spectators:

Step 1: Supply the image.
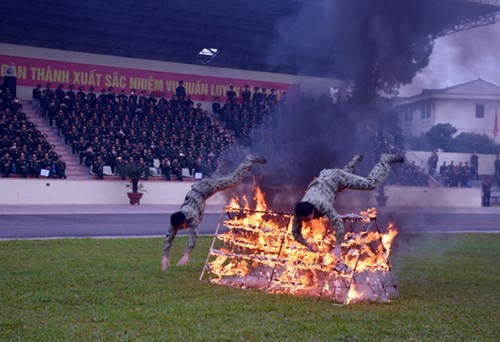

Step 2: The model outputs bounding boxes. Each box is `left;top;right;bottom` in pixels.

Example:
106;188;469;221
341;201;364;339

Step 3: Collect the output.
438;160;474;188
386;160;430;186
4;78;497;194
372;130;487;187
33;81;283;181
371;129;430;186
215;84;283;145
0;84;67;178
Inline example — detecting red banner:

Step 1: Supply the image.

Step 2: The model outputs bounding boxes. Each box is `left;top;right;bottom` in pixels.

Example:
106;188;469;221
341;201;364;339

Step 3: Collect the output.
0;55;295;101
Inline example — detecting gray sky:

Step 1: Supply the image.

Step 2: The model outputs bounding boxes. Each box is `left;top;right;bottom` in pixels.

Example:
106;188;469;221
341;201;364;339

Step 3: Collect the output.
398;20;500;96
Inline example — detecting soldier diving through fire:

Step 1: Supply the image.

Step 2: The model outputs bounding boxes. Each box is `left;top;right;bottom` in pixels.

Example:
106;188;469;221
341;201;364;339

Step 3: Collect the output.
292;153;404;263
161;153;267;271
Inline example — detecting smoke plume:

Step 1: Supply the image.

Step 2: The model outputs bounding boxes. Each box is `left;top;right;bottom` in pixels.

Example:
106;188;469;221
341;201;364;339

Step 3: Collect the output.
224;0;485;211
400;21;500;96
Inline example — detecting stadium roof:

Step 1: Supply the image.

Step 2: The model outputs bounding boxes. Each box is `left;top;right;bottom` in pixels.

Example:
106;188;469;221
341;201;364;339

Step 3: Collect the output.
1;0;499;78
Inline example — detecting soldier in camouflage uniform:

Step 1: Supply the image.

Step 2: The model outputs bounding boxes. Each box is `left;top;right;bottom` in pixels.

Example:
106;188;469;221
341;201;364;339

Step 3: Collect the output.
161;153;267;271
292;153;404;260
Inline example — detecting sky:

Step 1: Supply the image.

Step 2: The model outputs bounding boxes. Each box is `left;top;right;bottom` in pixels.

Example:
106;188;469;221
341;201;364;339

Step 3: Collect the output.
398;20;500;97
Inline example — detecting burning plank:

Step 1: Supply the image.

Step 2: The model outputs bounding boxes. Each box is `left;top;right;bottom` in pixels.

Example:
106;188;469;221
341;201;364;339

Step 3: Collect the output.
200;187;399;305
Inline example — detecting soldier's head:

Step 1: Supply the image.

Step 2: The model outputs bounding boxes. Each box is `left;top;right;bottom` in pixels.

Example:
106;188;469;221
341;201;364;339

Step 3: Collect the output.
171;211;188;229
294;201;315;220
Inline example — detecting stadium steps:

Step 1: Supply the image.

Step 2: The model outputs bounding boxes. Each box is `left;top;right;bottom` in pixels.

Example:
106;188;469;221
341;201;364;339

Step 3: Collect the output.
20;100;90;180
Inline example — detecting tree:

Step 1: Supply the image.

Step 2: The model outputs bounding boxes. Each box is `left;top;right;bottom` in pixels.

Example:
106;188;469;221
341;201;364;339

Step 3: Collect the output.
448;132;496;154
425;123;457;151
407;134;432;152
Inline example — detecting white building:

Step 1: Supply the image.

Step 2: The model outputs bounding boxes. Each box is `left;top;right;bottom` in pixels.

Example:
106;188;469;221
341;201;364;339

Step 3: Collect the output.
394;79;500;142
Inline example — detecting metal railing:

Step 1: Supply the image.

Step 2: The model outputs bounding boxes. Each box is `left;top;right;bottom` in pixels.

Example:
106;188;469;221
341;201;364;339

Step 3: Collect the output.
383;131;444;186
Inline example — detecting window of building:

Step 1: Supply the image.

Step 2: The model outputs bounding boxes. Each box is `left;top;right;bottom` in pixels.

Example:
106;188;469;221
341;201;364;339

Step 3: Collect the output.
404;109;413;122
475;104;485;118
421;102;431;119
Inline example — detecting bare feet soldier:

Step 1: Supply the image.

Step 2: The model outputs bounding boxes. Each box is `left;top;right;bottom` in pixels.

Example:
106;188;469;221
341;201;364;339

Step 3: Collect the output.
292;153;404;261
161;154;267;271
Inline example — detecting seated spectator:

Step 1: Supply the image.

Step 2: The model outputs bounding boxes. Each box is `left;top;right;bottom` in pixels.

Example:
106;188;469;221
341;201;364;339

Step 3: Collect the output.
14;152;29;178
38;153;55;178
1;152;13;177
160;157;172;181
193;157;209;178
55;156;67;179
171;158;183;181
92;156;105;180
81;147;95;167
28;154;40;178
115;157;126;180
136;156;149;180
74;137;88;157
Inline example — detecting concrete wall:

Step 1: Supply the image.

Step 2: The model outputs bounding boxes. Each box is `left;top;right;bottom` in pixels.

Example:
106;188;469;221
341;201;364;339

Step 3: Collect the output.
0;179;226;206
337;185;480;208
1;179;481;208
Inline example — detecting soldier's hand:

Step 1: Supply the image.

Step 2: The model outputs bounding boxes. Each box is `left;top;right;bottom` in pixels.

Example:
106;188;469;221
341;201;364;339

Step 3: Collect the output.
177;253;190;266
307;243;318;252
161;256;170;271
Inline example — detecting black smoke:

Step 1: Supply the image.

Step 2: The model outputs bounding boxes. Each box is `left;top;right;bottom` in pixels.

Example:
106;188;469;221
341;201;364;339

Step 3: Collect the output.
222;0;463;211
268;0;438;100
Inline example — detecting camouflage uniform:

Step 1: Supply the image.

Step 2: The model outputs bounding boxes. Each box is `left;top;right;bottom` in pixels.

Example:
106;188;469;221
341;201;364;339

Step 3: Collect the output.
162;154;265;257
292;154;403;246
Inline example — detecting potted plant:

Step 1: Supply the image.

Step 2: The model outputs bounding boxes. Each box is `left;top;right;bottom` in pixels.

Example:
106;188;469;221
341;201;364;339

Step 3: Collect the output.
116;162;152;205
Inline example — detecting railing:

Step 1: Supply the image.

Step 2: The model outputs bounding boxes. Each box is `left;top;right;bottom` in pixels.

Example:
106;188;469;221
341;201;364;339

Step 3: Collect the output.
383;131;444;186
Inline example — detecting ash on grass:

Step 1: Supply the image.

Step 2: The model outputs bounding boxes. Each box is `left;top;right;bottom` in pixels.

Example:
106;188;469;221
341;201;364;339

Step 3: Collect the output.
0;234;498;341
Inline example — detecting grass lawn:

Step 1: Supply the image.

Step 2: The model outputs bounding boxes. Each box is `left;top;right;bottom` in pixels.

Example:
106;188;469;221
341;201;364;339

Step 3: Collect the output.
0;234;498;341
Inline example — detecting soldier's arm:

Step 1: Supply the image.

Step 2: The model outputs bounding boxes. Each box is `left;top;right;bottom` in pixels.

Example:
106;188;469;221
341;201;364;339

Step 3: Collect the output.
185;219;199;255
176;220;199;266
325;208;344;245
325;208;344;261
162;224;178;257
161;224;178;271
291;215;309;247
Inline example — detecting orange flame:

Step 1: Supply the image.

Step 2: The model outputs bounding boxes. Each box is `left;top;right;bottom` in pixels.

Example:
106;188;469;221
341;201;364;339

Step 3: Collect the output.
204;186;399;304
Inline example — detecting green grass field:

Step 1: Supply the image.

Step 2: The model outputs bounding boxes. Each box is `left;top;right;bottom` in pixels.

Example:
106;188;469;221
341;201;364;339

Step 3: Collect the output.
1;234;498;341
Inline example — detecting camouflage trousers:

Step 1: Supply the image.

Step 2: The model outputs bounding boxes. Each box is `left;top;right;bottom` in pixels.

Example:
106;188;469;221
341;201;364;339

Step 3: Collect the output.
301;156;393;242
183;157;255;216
163;157;256;257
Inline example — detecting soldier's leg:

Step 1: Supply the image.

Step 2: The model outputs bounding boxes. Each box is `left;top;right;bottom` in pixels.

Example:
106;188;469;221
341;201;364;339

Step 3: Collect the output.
336;153;403;190
194;154;266;197
343;154;363;174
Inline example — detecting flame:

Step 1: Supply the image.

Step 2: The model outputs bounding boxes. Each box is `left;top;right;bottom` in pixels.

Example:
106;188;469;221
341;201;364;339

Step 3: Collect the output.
204;187;399;304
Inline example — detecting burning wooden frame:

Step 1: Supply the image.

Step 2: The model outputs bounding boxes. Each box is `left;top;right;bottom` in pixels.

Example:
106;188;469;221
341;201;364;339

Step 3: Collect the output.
200;193;399;305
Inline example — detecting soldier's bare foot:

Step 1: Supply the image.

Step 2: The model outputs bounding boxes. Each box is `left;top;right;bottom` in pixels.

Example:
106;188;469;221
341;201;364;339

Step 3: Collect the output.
247;154;267;164
353;154;364;162
380;153;404;164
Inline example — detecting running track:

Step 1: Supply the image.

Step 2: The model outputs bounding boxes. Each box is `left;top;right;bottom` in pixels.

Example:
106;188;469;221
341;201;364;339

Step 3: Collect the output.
0;205;498;240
